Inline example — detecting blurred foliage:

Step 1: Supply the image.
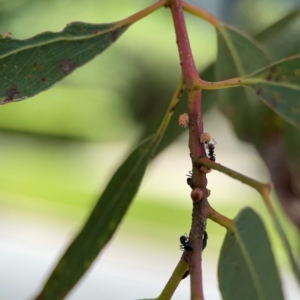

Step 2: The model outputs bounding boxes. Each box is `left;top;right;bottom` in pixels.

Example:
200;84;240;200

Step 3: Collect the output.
0;0;215;143
1;0;300;299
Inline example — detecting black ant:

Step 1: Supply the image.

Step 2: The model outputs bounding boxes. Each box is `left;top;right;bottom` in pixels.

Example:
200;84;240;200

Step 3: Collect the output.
179;234;193;251
179;232;208;251
205;139;217;162
186;170;192;187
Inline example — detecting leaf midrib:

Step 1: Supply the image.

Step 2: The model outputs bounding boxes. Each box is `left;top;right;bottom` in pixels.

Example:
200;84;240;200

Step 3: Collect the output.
0;25;120;59
242;77;300;91
234;226;267;300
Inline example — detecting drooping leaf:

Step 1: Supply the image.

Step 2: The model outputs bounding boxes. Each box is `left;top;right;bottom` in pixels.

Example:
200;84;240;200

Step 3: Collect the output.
0;22;128;104
241;55;300;128
215;23;270;141
36;137;154;300
214;8;300;232
35;77;184;299
218;207;284;300
216;23;299;279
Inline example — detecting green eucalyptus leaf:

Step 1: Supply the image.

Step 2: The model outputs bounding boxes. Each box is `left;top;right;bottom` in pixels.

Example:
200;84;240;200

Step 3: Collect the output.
35;76;184;299
35;137;155;299
242;55;300;128
215;24;270;141
218;207;284;300
255;7;300;60
0;22;128;104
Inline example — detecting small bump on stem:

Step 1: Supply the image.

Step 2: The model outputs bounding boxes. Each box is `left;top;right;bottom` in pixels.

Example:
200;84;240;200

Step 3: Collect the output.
178;113;189;127
191;188;203;202
200;132;211;143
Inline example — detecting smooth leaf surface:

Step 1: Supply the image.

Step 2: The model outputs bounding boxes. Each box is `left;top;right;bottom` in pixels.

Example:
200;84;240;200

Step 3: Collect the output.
213;8;300;231
242;55;300;128
0;22;128;104
215;24;270;141
255;7;300;60
35;77;184;300
218;207;284;300
36;137;154;300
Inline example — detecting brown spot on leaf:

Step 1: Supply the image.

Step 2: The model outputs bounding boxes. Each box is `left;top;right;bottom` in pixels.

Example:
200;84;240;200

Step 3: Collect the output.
59;59;77;75
33;63;38;70
111;30;119;42
27;74;34;80
3;85;19;104
41;77;47;82
266;66;279;81
256;88;263;96
270;66;277;73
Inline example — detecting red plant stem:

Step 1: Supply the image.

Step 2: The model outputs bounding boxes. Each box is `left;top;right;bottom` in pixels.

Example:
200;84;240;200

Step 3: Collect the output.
169;0;208;299
169;0;200;90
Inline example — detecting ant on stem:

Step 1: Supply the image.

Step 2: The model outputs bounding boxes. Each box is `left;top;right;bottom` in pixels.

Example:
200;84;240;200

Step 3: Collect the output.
186;170;192;187
205;139;217;162
179;234;193;251
179;231;208;251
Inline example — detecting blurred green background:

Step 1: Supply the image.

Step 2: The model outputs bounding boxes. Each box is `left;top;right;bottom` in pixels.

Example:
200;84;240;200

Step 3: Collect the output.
1;0;300;299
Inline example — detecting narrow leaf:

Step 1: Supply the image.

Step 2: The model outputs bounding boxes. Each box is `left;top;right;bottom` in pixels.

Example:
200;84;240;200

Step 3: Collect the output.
218;207;284;300
35;77;185;299
241;55;300;128
36;137;153;300
0;22;128;104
